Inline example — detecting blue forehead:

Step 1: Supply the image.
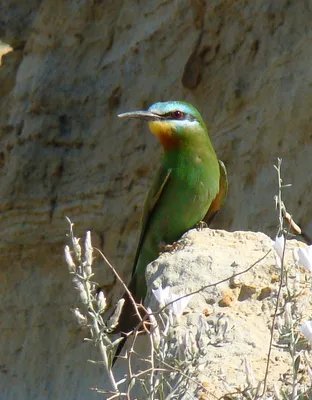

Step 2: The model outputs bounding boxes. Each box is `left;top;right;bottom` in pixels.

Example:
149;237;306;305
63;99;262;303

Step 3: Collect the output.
148;101;202;121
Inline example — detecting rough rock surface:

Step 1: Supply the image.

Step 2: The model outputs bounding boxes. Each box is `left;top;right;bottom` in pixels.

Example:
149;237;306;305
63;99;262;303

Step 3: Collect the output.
114;229;312;398
1;1;312;399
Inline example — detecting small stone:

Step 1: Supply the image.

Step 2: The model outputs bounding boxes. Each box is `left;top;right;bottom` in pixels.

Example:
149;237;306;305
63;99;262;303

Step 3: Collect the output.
238;284;257;301
257;286;272;300
271;274;280;283
202;308;211;317
219;294;234;307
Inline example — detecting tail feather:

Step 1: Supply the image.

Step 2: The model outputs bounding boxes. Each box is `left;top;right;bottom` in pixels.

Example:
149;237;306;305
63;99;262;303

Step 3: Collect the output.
112;333;127;366
111;289;146;366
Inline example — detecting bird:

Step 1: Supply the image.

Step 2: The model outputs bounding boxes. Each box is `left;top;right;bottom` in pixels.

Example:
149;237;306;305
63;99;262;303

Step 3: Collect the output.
112;101;228;365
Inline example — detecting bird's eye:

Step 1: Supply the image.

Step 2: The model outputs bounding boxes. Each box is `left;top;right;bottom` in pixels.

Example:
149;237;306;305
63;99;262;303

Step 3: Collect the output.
172;110;184;120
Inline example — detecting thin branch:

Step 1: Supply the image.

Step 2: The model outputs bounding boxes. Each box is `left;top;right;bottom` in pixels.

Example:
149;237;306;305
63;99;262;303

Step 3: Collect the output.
273;157;284;235
261;233;287;395
94;247;143;324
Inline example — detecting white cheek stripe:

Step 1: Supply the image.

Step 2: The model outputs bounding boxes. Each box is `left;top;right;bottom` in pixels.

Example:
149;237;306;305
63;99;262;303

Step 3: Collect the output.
174;120;199;128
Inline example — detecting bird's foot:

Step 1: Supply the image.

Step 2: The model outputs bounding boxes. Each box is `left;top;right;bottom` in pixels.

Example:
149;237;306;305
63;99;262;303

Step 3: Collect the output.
196;220;208;231
160;241;182;254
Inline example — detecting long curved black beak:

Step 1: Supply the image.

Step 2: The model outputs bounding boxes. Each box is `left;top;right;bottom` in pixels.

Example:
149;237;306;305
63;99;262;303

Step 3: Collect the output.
118;110;162;121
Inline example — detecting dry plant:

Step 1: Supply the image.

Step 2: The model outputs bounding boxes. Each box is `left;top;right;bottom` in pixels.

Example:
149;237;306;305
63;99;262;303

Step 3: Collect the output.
64;215;224;399
64;158;312;399
267;159;312;400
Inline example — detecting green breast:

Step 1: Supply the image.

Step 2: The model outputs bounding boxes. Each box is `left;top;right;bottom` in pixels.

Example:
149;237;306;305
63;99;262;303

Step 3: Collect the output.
132;146;220;300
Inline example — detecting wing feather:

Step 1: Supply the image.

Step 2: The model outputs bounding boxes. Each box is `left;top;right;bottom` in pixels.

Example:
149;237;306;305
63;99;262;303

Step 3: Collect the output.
131;166;172;276
203;159;228;225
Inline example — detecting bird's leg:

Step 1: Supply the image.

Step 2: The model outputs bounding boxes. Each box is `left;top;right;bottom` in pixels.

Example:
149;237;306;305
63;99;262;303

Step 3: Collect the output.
159;240;183;253
196;220;208;231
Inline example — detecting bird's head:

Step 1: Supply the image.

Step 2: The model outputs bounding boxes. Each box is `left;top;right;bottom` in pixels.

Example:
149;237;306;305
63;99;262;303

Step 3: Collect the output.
118;101;208;149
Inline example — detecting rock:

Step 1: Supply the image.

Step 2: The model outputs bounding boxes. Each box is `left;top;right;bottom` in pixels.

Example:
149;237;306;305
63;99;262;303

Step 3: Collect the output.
141;229;311;398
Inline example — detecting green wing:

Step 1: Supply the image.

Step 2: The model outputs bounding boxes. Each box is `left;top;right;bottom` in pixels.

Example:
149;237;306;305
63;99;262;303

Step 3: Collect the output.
203;159;228;225
131;166;172;277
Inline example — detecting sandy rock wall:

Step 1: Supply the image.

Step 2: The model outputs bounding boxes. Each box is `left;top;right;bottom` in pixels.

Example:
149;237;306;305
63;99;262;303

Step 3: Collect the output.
143;229;310;398
0;1;312;399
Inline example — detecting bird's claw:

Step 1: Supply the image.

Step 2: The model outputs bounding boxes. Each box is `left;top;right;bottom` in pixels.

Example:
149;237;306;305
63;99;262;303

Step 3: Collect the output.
196;220;208;231
160;241;181;254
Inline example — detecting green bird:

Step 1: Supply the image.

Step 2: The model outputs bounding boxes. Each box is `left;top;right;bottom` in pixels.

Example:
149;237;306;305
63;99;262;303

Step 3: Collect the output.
112;101;227;364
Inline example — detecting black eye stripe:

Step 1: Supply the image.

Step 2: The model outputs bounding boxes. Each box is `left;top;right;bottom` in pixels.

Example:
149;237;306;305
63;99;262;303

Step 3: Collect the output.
162;112;197;121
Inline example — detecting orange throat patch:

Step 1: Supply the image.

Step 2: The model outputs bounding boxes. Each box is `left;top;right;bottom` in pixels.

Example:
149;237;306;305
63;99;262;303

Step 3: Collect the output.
148;121;180;149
